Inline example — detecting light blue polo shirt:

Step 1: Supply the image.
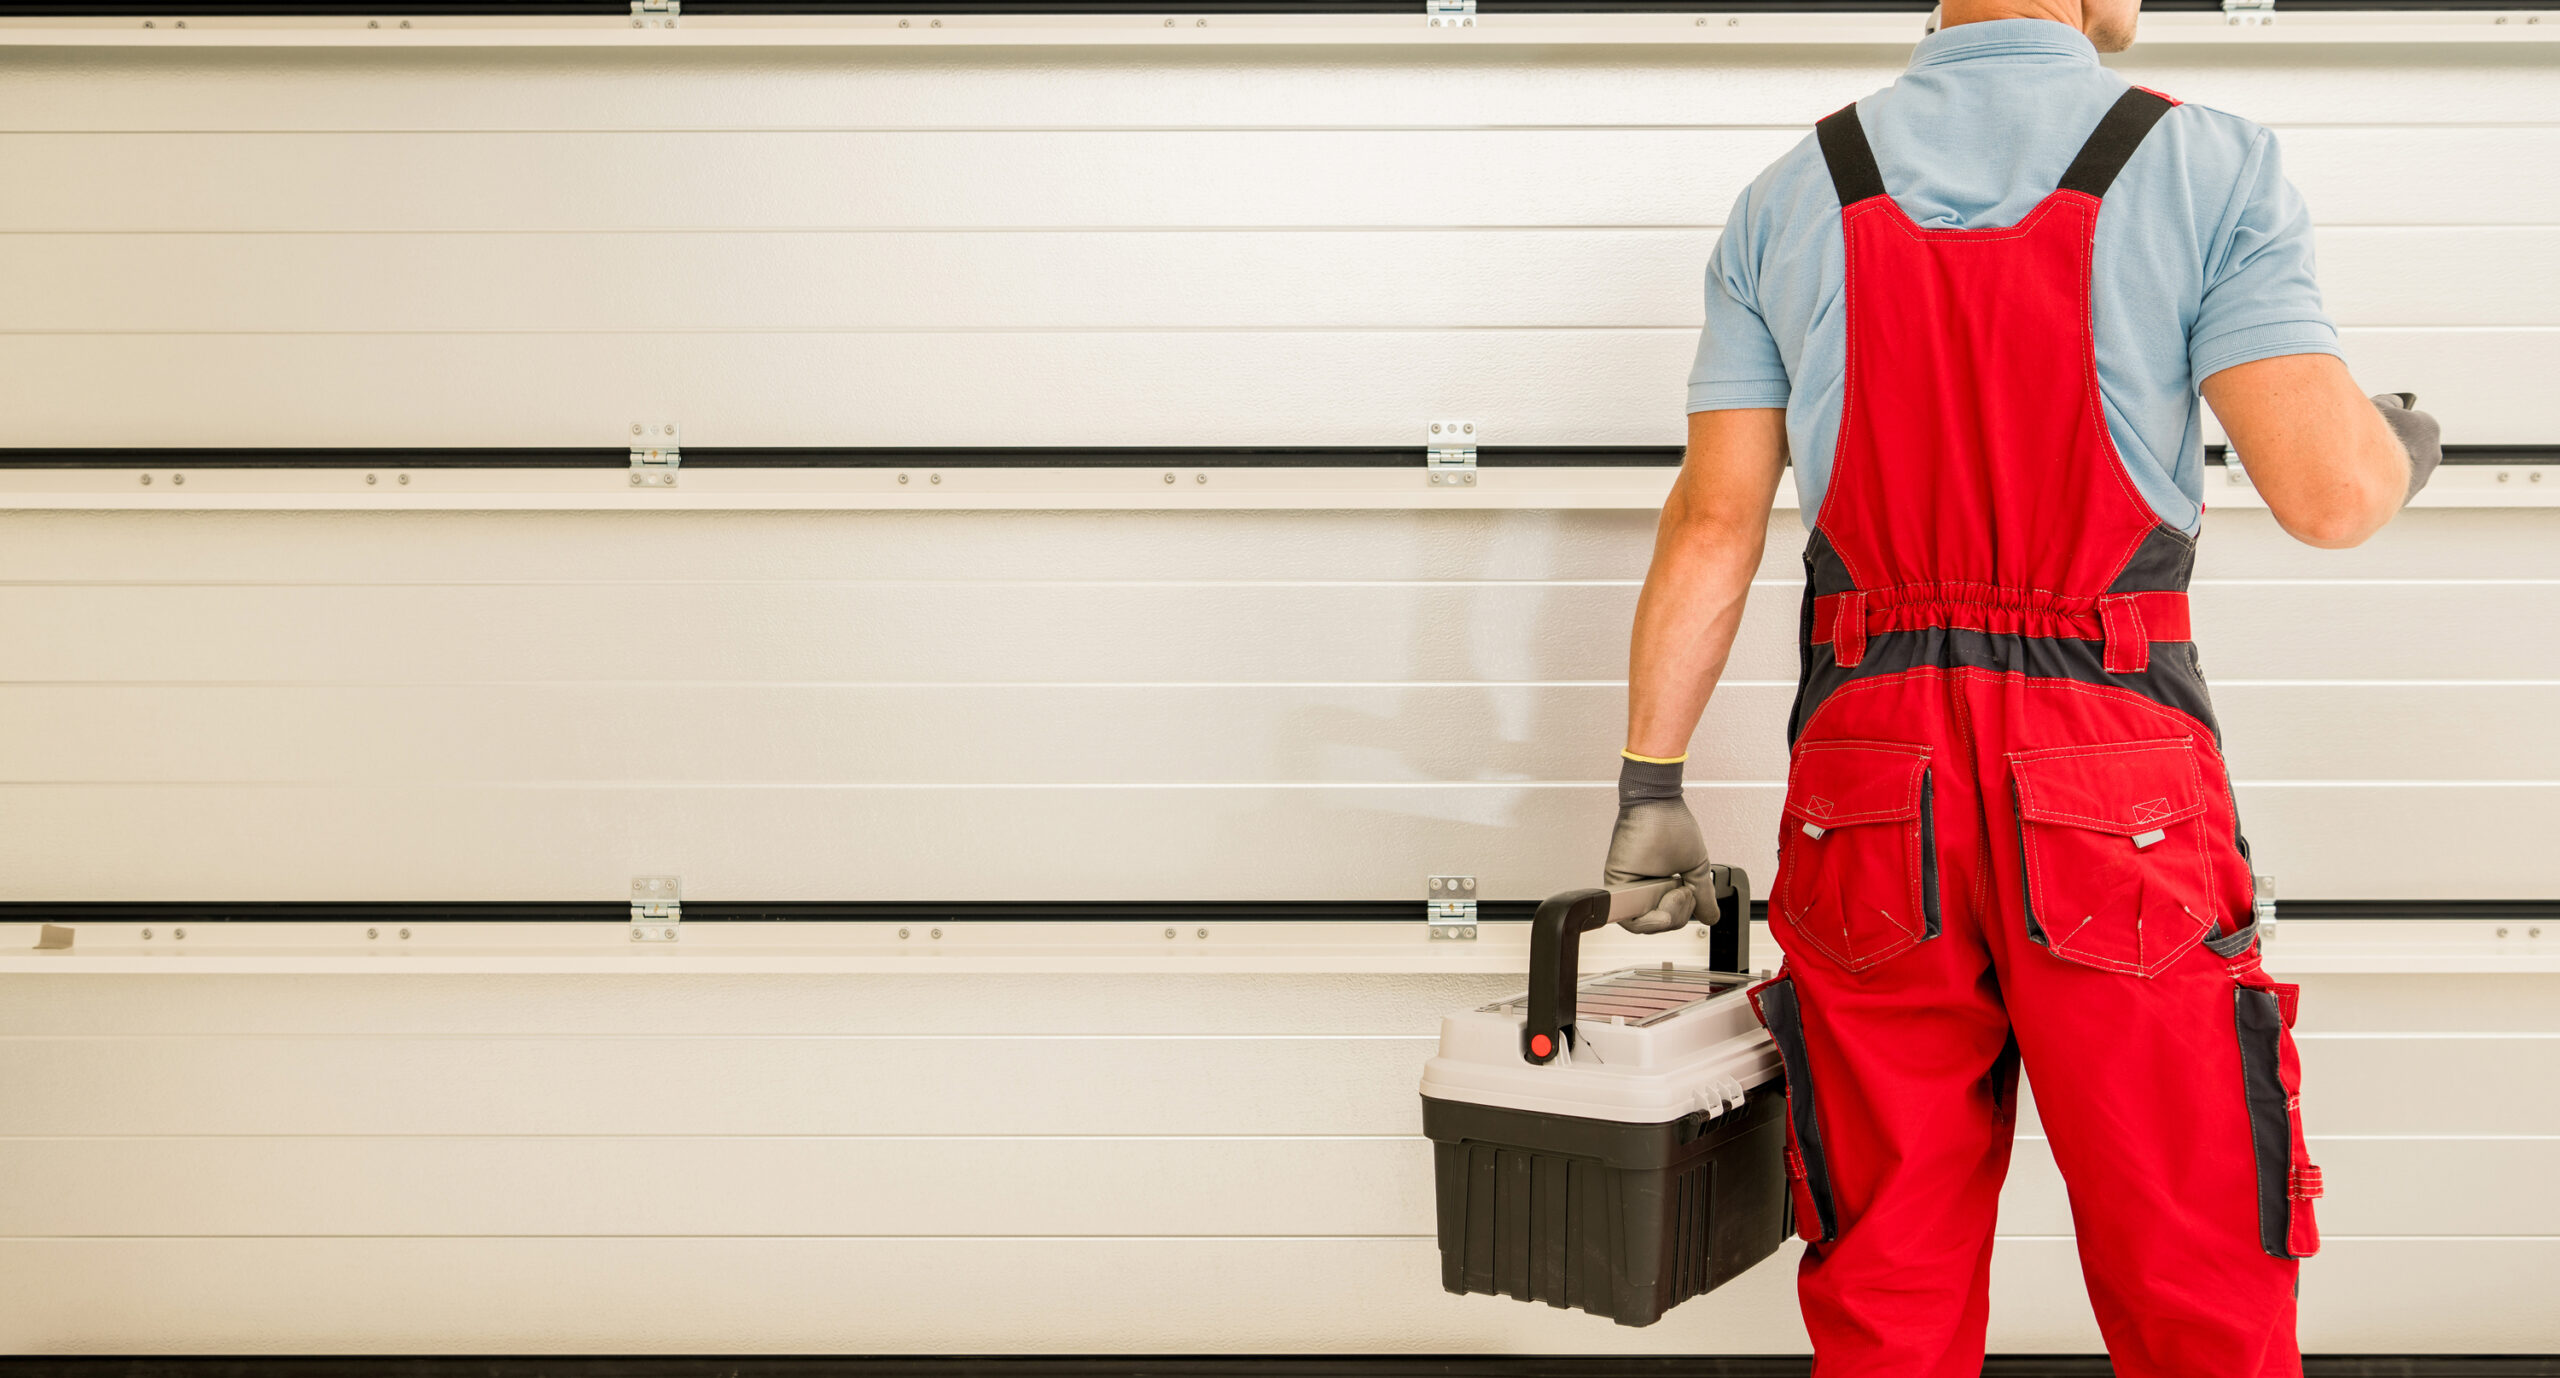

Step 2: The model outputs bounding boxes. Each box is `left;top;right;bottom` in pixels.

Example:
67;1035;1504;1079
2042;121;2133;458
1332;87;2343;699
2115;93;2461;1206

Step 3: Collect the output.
1686;18;2342;533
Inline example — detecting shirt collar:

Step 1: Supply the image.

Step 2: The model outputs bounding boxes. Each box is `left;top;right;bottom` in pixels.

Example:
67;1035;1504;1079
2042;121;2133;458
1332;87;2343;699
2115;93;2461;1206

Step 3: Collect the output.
1909;17;2100;71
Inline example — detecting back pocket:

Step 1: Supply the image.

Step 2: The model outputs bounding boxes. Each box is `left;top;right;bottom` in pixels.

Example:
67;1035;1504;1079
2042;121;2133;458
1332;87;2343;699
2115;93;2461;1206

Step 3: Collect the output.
2009;738;2216;978
1775;739;1938;973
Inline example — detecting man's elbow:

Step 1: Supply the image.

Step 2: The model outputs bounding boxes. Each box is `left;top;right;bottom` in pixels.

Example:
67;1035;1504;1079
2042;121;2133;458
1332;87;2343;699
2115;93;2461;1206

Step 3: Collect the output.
2278;470;2401;549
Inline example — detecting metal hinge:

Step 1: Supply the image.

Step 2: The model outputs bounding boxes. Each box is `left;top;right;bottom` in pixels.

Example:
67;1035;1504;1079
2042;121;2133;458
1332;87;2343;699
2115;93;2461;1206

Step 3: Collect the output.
1427;874;1478;940
1427;419;1478;487
2222;0;2275;26
632;0;680;27
2223;445;2251;487
1426;0;1477;29
630;875;682;942
630;421;680;487
2253;873;2278;941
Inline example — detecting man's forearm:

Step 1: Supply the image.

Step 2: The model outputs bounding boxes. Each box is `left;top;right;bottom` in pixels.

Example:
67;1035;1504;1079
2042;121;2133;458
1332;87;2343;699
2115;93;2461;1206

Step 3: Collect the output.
1624;409;1786;761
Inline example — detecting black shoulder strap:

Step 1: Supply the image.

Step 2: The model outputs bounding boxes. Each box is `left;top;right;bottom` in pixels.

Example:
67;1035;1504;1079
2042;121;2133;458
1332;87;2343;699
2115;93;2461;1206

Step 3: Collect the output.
1815;103;1888;208
2057;87;2176;199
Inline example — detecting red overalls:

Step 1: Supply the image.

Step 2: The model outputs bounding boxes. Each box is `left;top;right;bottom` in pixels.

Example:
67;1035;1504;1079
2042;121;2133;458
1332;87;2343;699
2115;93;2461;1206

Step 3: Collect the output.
1745;90;2321;1377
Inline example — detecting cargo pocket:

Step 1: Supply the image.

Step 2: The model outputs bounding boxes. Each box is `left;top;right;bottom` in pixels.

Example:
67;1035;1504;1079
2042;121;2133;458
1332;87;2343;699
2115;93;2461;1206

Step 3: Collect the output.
1773;739;1939;973
2009;738;2216;978
2236;975;2322;1259
1747;972;1839;1245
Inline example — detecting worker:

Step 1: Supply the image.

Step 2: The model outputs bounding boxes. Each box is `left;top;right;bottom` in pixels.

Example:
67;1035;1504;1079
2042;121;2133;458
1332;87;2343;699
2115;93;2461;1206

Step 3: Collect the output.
1600;0;2442;1373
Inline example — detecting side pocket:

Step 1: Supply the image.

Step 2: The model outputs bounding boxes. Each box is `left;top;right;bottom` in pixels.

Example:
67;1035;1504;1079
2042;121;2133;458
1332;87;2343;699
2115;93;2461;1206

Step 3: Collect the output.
1748;972;1839;1244
1775;739;1939;973
2235;979;2322;1260
2009;738;2217;978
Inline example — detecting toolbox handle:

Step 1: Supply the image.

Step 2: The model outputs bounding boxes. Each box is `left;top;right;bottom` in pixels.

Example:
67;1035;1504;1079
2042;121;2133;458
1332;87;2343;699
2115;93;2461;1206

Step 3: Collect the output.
1523;863;1749;1066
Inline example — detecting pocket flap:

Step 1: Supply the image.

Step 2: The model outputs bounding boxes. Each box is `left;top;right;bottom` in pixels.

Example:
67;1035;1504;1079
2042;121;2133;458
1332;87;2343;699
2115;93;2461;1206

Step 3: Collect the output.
2010;738;2208;837
1783;739;1931;828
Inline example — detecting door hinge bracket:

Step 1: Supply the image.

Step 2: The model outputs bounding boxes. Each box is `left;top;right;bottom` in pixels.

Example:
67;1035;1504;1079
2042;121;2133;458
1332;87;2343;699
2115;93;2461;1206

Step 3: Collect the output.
2252;873;2278;941
630;875;682;942
630;421;681;487
1427;420;1478;487
632;0;680;28
1427;0;1477;29
2222;0;2275;26
1428;874;1478;940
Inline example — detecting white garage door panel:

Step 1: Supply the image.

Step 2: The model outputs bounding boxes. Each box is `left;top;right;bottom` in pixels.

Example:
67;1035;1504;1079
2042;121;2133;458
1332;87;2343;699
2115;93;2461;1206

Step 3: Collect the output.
0;1035;1438;1138
0;1135;1440;1240
1999;1135;2560;1238
2;126;2548;234
5;579;2553;685
2;1031;2544;1139
0;510;1671;585
1;781;2550;902
1;1235;2549;1355
5;46;2550;133
6;681;2554;787
0;508;2540;586
0;129;1790;234
13;1131;2549;1243
15;226;2545;334
2;970;2537;1040
1;781;2547;903
3;326;2545;449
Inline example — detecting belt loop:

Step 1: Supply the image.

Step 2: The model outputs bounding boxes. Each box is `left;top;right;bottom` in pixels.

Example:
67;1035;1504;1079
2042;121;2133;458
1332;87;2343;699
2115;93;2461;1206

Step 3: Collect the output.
2098;593;2148;674
1833;590;1867;668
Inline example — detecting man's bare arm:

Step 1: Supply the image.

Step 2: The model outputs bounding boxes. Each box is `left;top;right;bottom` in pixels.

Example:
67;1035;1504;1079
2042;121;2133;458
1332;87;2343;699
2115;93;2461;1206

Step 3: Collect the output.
1625;408;1789;760
2202;353;2411;549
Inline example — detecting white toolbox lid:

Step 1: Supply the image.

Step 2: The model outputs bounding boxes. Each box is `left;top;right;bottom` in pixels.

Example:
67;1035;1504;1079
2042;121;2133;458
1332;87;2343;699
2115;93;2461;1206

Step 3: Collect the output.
1419;964;1780;1125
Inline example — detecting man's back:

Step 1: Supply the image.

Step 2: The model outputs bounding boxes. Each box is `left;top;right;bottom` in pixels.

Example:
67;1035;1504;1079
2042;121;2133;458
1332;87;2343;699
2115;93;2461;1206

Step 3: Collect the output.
1688;18;2339;532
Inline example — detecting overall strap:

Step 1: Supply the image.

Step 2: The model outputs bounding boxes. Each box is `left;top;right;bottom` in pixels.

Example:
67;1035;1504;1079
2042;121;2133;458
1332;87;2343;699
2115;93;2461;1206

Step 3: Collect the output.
1815;102;1887;208
2057;87;2179;198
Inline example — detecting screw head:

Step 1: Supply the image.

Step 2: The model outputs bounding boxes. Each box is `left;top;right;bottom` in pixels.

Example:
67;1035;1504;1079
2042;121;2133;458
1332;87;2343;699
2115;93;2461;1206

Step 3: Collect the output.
367;473;378;485
1196;928;1209;940
173;928;186;940
930;474;941;485
929;927;942;940
172;473;185;486
1195;473;1207;484
399;927;411;940
139;473;152;485
2499;927;2511;938
1164;928;1177;940
632;423;645;436
368;928;379;940
898;927;910;940
1163;472;1176;484
898;473;909;484
398;473;409;485
141;928;154;940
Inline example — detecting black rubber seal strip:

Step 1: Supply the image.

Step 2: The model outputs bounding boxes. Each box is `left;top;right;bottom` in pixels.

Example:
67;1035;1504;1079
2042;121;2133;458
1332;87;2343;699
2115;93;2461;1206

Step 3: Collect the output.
1814;104;1888;209
2210;445;2555;468
2057;88;2177;200
2235;984;2299;1260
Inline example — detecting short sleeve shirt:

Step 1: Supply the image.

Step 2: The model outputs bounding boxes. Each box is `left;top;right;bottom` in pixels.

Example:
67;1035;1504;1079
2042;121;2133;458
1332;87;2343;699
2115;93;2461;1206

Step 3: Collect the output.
1687;18;2341;533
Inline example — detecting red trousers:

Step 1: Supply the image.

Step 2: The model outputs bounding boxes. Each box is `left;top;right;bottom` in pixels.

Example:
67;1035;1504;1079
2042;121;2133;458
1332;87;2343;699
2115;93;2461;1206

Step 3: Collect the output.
1746;89;2320;1376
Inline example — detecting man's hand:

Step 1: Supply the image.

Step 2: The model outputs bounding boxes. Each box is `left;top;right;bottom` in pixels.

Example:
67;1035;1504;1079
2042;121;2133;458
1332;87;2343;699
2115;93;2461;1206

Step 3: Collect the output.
1607;756;1710;933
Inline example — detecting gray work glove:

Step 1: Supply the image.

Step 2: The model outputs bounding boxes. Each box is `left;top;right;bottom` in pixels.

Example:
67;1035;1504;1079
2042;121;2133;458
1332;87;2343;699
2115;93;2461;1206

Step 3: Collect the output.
1606;756;1711;935
2373;392;2442;504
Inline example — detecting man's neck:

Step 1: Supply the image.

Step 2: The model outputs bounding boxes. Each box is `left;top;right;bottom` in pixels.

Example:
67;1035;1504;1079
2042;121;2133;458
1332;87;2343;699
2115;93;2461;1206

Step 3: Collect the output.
1940;1;2086;31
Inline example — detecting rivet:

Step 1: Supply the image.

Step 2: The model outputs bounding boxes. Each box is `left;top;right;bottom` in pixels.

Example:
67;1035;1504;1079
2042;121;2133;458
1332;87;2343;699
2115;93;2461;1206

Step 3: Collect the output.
171;473;185;485
898;473;910;484
1164;928;1177;940
368;928;379;940
930;473;941;485
139;473;153;485
931;17;942;25
398;18;409;27
2498;927;2511;938
2532;472;2544;483
1163;17;1174;25
399;927;411;940
1463;423;1474;435
174;19;186;28
2533;927;2545;939
1196;928;1209;940
1728;16;1740;24
632;423;645;436
898;17;909;26
2498;471;2512;483
899;927;911;940
173;928;186;940
143;19;154;27
141;928;154;940
1196;17;1207;25
1163;472;1176;484
398;473;410;485
367;473;379;485
367;19;377;27
930;927;942;940
1431;423;1442;434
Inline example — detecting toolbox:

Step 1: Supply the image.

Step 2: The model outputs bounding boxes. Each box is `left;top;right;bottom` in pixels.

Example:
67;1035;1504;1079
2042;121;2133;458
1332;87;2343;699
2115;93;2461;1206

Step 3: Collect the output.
1418;866;1788;1327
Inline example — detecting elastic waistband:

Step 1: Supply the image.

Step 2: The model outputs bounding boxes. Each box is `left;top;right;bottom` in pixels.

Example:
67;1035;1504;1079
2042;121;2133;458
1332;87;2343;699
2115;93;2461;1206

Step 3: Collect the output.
1811;584;2190;674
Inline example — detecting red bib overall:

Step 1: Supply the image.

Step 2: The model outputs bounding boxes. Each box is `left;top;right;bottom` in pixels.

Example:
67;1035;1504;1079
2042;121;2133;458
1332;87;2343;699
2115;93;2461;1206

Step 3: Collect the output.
1745;90;2321;1377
